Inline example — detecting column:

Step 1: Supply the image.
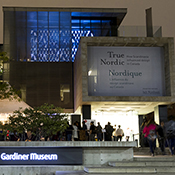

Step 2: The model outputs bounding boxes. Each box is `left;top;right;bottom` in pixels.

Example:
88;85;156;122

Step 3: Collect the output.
154;105;168;124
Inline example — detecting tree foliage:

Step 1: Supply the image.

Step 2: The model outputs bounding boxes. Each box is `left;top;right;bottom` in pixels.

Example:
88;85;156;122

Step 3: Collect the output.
2;103;69;141
0;52;20;100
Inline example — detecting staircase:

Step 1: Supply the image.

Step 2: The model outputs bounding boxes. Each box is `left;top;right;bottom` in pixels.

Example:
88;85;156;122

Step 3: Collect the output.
83;156;175;174
56;156;175;174
56;148;175;175
134;147;171;156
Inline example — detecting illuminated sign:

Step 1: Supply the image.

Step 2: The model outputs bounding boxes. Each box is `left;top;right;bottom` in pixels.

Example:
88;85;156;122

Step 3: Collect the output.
1;152;58;161
0;147;82;165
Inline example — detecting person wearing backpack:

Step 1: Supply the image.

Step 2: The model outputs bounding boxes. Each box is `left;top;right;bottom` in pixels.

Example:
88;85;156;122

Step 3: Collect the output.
143;120;157;156
164;120;175;155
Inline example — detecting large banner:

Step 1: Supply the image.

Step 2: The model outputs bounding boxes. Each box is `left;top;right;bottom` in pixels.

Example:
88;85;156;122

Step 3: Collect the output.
87;46;165;96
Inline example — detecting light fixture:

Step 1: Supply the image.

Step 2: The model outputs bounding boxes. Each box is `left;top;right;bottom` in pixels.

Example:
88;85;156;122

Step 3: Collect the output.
88;70;92;76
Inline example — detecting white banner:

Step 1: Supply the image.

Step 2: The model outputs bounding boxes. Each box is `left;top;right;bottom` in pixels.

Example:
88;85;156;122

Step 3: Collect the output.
87;46;165;96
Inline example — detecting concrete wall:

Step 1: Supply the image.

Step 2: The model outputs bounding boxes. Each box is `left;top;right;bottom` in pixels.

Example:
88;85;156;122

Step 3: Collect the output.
0;0;175;44
0;140;136;147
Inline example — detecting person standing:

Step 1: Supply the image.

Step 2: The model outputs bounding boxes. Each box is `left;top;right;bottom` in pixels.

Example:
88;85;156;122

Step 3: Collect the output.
125;128;131;141
66;121;73;141
80;121;87;141
89;121;96;141
143;120;157;156
105;122;114;141
72;122;78;141
96;122;102;141
116;125;124;141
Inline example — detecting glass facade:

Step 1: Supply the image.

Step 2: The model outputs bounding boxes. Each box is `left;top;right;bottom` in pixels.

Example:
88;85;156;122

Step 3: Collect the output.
4;10;119;62
3;8;125;108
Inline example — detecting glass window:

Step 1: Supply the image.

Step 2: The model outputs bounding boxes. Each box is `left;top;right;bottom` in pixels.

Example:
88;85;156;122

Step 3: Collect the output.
49;12;59;28
91;20;101;28
38;11;48;28
81;20;90;30
27;11;37;28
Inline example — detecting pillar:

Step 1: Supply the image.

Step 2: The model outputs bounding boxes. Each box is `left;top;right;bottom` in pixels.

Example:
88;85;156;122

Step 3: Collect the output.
154;105;168;124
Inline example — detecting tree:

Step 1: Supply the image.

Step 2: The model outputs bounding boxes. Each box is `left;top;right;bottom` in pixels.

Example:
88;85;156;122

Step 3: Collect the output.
3;103;69;141
0;51;20;100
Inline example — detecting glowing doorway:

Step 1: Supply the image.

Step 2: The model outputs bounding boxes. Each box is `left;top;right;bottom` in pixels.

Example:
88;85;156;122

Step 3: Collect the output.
91;110;139;143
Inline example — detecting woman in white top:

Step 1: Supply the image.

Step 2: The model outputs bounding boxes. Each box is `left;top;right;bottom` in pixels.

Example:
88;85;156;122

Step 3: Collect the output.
72;122;78;141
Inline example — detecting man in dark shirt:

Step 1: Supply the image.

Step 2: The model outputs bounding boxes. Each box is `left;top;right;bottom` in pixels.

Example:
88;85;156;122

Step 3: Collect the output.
66;122;73;141
156;122;166;155
105;122;114;141
89;121;96;141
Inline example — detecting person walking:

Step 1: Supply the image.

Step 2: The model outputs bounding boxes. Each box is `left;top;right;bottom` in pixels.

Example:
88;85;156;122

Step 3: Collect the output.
143;120;157;156
164;120;175;155
156;121;166;155
116;125;124;141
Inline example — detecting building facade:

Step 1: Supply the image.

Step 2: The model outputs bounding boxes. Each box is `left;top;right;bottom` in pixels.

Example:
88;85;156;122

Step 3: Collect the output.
0;1;175;144
2;7;126;110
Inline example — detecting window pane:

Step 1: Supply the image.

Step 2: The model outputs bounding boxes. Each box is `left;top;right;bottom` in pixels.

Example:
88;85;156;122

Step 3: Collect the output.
38;11;48;28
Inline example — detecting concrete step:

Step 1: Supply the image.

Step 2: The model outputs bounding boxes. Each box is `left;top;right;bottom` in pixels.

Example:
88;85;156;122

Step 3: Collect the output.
55;171;85;175
134;147;171;155
84;166;175;174
56;172;175;175
133;155;175;162
109;160;175;167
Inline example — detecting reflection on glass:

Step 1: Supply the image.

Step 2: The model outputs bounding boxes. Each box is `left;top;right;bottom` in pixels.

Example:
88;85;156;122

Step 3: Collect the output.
60;84;70;104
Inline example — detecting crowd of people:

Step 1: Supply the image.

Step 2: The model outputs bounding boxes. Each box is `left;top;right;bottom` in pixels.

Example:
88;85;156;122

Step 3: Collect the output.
1;121;128;142
65;121;126;142
2;118;175;156
142;119;175;156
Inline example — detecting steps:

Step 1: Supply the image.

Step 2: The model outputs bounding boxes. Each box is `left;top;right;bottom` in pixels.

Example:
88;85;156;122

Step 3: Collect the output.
83;156;175;174
56;148;175;174
134;147;171;155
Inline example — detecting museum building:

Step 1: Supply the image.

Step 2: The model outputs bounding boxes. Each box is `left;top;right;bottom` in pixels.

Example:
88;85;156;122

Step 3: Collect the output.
0;4;175;144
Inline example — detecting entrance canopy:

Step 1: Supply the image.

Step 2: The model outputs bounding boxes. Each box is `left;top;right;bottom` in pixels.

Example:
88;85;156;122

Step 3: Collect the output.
88;101;172;116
